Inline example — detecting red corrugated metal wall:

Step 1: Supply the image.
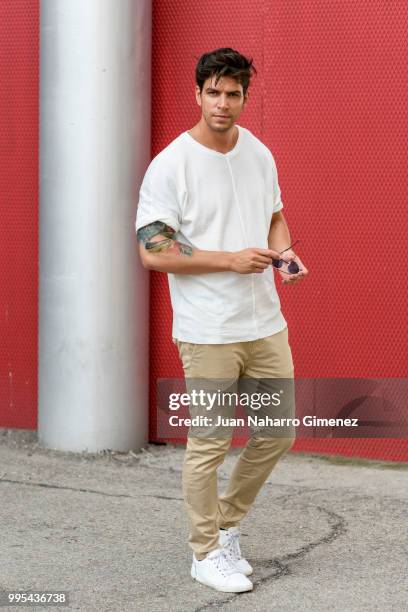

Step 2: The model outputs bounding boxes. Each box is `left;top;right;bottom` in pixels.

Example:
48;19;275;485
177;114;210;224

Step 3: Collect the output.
149;0;408;460
1;1;407;460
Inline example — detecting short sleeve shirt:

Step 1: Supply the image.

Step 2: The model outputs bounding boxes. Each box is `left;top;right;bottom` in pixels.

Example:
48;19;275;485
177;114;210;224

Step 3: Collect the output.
135;124;287;343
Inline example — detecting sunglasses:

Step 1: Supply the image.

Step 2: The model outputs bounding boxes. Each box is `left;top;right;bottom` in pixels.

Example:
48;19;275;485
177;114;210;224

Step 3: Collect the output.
271;240;302;275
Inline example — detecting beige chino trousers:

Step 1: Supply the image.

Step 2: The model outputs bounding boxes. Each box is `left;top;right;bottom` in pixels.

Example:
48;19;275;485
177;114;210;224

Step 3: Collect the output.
174;326;296;560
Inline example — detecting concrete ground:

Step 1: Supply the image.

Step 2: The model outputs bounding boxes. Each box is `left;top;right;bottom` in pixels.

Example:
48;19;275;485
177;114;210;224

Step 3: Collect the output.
0;428;407;612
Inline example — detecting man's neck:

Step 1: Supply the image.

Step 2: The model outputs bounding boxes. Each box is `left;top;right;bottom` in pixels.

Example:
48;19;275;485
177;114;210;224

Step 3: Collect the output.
187;120;238;154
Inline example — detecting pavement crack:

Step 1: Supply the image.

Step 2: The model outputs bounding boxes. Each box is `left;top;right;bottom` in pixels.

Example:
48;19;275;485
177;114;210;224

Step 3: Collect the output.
193;503;346;611
0;478;183;501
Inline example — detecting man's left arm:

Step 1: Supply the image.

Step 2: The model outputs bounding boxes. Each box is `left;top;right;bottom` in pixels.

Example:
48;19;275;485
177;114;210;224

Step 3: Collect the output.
268;211;309;285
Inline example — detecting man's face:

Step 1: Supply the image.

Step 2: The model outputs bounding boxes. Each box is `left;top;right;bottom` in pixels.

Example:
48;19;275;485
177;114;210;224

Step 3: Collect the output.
195;75;248;132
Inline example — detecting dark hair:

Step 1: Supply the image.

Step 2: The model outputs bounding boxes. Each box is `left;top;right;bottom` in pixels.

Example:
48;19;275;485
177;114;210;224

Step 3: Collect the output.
195;47;257;95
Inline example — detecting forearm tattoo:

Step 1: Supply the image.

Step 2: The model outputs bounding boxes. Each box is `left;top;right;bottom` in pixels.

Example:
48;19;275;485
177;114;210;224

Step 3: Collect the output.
137;221;193;256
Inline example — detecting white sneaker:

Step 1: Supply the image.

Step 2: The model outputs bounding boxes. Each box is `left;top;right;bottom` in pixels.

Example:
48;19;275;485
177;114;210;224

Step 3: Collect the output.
219;527;253;576
191;548;253;593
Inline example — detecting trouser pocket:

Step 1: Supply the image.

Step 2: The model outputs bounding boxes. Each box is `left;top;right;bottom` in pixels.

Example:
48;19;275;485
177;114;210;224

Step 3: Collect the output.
174;339;199;374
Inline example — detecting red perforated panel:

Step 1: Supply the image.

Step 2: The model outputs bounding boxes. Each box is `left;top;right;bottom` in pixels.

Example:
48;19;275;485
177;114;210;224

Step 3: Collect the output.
1;1;406;463
0;0;39;429
149;0;408;460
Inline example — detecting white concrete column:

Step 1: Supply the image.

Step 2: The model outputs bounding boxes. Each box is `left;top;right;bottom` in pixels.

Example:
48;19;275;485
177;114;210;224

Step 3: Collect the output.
38;0;151;451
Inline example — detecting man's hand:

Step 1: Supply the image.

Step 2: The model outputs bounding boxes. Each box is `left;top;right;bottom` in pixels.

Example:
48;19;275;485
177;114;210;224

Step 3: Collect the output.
229;248;282;274
277;249;309;285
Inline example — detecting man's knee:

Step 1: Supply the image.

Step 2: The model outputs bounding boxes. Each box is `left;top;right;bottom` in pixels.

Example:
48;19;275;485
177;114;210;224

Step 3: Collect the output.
279;436;296;453
249;435;295;454
184;436;233;471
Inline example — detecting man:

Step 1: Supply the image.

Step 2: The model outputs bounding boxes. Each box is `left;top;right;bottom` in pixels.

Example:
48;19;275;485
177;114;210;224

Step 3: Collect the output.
135;47;308;593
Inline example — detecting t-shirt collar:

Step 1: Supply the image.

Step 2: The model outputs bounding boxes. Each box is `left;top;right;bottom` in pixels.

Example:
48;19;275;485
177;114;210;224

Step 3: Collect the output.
183;124;242;158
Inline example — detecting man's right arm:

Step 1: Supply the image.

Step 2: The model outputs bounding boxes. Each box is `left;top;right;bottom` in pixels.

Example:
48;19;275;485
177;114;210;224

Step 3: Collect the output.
137;221;282;275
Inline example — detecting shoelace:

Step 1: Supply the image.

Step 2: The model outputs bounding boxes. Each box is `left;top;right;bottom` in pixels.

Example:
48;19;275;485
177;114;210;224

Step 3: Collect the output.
225;531;242;561
210;549;238;576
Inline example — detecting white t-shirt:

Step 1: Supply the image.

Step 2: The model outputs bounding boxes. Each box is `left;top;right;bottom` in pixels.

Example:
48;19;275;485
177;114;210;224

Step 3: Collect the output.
135;124;288;343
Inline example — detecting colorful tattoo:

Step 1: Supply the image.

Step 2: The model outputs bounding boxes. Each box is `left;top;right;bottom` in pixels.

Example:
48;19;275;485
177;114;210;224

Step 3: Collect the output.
136;221;175;244
138;221;193;256
145;238;193;256
145;238;173;252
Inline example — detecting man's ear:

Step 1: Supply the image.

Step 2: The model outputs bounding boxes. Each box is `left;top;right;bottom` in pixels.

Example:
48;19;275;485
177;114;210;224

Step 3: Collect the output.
243;89;250;107
194;85;202;107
